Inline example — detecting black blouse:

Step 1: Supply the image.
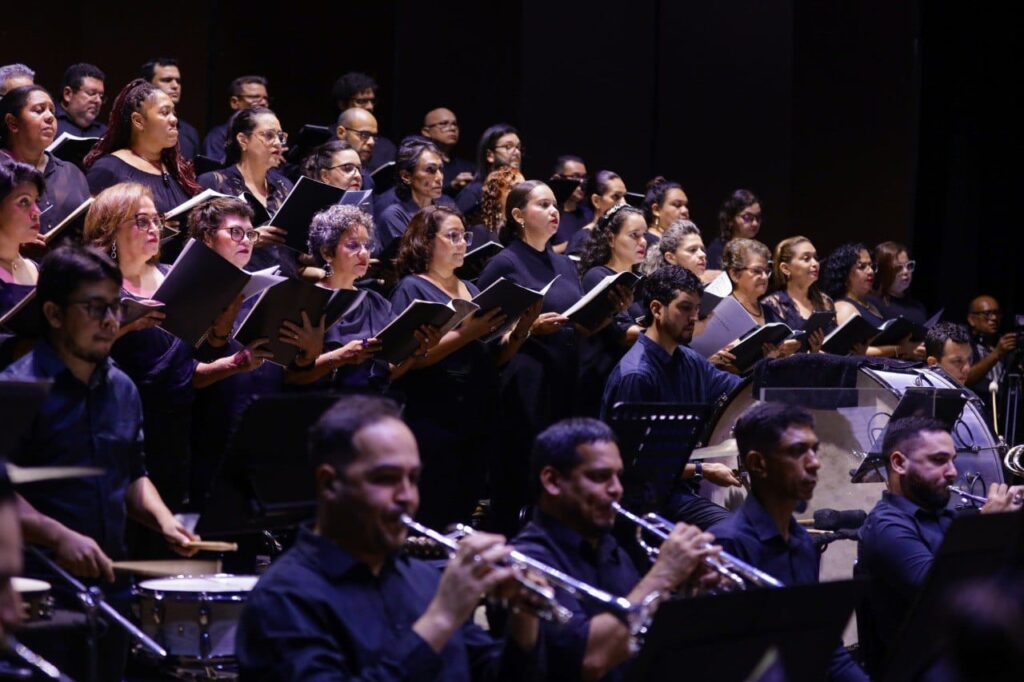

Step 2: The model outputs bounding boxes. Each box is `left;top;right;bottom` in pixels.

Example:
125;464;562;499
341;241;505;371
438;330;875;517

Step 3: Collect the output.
321;288;395;392
86;154;191;214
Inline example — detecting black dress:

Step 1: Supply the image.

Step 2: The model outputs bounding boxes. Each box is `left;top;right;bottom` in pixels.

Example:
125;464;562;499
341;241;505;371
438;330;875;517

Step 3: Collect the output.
318;288;395;393
477;240;583;533
706;236;725;270
871;293;928;326
86;154;191;214
390;275;500;528
577;265;643;418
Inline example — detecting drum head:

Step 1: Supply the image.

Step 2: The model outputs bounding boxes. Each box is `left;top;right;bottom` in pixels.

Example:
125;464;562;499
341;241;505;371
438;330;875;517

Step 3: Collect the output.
138;574;258;594
12;577;51;594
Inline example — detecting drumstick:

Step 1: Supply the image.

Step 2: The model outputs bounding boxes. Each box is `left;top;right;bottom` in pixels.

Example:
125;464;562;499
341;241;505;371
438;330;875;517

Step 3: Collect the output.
183;540;239;552
112;559;222;576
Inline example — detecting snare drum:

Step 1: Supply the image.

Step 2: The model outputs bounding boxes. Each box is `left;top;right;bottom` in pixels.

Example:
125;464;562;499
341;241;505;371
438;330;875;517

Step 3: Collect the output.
11;577;53;622
132;574;258;665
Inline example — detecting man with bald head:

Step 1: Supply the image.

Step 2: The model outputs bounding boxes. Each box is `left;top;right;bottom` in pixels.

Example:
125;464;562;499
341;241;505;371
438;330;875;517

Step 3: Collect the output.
421;107;474;196
335;107;381;192
964;295;1017;406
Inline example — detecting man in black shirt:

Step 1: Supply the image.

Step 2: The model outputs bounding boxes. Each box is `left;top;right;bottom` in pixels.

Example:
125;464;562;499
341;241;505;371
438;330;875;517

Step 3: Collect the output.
421;107;475;196
201;75;270;163
332;71;397;171
141;57;200;159
513;417;716;681
237;395;544;680
924;321;973;385
55;63;107;138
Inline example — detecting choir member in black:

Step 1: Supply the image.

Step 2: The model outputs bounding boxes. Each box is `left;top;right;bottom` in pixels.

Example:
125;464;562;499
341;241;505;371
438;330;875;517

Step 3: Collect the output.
82;183;266;510
639;219;713;283
870;240;926;323
201;75;270;163
55;63;107;138
198;107;294;271
0;246;198;680
641;176;689;244
236;395;544;680
720;238;798;361
856;417;1022;677
83;78;199;216
478;180;586;534
708;403;868;682
924;321;973;385
549;155;591;253
564;170;626;257
761;235;834;352
301;139;363;191
0;63;34;96
0;468;23;641
421;107;475;196
141;57;200;160
575;204;645;418
513;418;718;682
823;242;918;358
964;294;1017;402
335;107;380;193
472;165;524;248
390;205;538;528
0;156;43;286
0;85;90;235
601;265;743;528
332;71;397;171
377;138;454;258
707;189;761;269
456;123;522;217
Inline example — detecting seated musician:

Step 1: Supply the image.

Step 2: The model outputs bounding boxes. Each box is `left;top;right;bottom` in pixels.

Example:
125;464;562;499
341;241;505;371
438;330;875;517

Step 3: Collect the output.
924;321;973;386
513;417;718;682
601;264;744;529
708;402;868;681
857;416;1023;675
0;246;198;678
236;395;545;681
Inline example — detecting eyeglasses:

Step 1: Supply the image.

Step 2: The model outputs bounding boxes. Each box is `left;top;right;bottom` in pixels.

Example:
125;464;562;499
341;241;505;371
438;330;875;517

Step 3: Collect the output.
739;212;762;224
327;162;361;174
68;298;124;322
440;230;473;246
738;267;771;278
254;129;287;144
347;129;377;142
424;119;459;130
853;261;877;273
494;142;522;152
969;309;1001;318
76;87;106;104
895;260;917;273
219;226;260;243
341;239;372;253
133;214;164;232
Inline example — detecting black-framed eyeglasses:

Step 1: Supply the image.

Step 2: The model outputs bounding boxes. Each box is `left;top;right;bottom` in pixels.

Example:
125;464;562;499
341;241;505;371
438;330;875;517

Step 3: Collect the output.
68;298;124;322
347;129;377;142
254;129;288;144
133;213;165;232
327;162;361;174
739;212;762;224
969;309;1001;318
219;226;260;243
238;94;270;105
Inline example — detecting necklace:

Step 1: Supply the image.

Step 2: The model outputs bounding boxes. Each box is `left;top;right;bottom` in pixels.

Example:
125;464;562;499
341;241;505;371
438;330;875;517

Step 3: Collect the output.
733;293;764;319
0;254;24;273
131;149;170;183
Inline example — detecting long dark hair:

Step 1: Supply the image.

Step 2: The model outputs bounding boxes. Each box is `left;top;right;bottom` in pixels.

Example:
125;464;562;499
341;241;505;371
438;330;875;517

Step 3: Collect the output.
717;188;760;242
642;175;683;226
83;78;200;195
474;123;517;180
578;204;644;275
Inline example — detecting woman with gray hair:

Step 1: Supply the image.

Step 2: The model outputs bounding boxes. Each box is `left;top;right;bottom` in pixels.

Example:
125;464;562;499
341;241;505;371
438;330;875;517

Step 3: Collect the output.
376;137;455;257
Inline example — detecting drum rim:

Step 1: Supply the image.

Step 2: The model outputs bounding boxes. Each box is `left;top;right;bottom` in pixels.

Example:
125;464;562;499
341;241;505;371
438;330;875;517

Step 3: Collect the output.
134;573;258;601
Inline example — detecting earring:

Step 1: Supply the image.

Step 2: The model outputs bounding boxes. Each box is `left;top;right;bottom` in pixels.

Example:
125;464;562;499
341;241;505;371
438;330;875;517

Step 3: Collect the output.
323;260;333;277
110;242;117;261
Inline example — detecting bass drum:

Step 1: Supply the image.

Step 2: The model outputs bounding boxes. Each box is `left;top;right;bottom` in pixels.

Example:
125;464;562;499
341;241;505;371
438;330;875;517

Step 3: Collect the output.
699;365;1003;583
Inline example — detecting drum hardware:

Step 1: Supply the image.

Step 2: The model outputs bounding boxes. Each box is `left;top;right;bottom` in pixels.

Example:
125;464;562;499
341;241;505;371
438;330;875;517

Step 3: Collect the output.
1003;443;1024;477
11;578;54;623
3;637;70;681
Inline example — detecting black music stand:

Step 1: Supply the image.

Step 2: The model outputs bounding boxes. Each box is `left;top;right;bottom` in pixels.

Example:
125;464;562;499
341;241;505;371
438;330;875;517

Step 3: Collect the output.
881;510;1024;682
196;392;341;537
607;402;709;512
889;386;968;429
629;580;865;682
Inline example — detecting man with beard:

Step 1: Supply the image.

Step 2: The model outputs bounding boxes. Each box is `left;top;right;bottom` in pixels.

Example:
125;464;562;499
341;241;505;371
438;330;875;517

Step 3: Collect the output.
55;63;107;138
857;416;1023;675
709;403;868;681
601;265;743;529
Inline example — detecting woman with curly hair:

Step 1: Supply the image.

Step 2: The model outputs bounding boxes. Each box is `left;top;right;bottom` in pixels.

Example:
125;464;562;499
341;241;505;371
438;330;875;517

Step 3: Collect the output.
706;188;761;269
84;78;199;215
642;175;689;243
823;242;918;358
390;204;538;527
761;236;834;351
471;165;523;246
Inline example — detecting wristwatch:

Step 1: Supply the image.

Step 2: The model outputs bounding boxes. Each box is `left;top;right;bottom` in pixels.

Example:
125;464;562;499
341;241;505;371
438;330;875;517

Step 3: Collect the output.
692;461;703;483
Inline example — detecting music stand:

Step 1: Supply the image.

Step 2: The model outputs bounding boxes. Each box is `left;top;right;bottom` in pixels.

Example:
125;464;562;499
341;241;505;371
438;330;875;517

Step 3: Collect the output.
629;580;864;682
881;510;1024;682
196;392;341;536
607;402;710;512
889;386;968;429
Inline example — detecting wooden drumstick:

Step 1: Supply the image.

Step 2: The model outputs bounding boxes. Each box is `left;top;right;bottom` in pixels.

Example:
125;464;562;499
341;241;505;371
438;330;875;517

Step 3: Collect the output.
183;540;239;552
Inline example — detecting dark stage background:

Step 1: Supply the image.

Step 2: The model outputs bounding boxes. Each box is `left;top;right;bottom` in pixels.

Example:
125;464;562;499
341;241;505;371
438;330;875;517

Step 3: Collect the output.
3;1;1021;321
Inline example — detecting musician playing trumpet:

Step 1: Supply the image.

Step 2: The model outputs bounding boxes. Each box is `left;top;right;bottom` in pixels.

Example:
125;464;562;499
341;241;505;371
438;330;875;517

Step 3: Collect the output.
707;403;868;681
236;395;545;681
512;417;719;682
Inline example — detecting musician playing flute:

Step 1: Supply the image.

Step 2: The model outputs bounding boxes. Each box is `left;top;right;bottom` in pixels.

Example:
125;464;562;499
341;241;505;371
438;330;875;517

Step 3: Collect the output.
236;395;545;681
512;417;718;682
707;402;868;681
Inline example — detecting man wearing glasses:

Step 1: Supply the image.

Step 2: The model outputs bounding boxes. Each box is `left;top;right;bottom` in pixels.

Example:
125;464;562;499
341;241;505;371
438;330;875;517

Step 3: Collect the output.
201;75;270;163
964;295;1018;409
56;63;107;138
421;108;475;196
336;107;384;195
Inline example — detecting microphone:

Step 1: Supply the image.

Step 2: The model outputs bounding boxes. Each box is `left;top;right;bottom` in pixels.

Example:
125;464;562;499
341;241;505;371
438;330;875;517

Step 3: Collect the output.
811;508;867;531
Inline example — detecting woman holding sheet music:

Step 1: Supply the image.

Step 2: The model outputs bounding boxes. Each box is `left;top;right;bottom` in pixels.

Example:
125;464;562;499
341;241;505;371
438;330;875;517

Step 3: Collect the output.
0;85;90;235
761;236;834;352
83;79;198;215
824;242;919;359
390;205;538;527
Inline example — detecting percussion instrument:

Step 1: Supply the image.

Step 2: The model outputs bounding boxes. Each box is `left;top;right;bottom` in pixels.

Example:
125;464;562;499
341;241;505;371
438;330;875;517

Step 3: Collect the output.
11;577;53;623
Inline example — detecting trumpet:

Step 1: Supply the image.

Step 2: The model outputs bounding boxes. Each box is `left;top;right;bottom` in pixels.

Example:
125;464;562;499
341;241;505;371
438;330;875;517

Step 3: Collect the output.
1004;444;1024;478
400;514;660;642
612;503;783;590
949;485;988;505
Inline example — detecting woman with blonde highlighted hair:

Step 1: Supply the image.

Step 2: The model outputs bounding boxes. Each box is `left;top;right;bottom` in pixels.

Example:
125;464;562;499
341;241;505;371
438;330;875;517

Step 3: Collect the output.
761;235;835;351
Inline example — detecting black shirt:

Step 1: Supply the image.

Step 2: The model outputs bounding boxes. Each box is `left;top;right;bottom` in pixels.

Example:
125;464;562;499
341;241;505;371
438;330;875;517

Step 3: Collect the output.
177;118;201;160
38;152;90;235
377;194;458;258
86;154;192;214
554;204;594;247
871;293;928;326
54;102;107;138
202;122;229;163
443;156;475;198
